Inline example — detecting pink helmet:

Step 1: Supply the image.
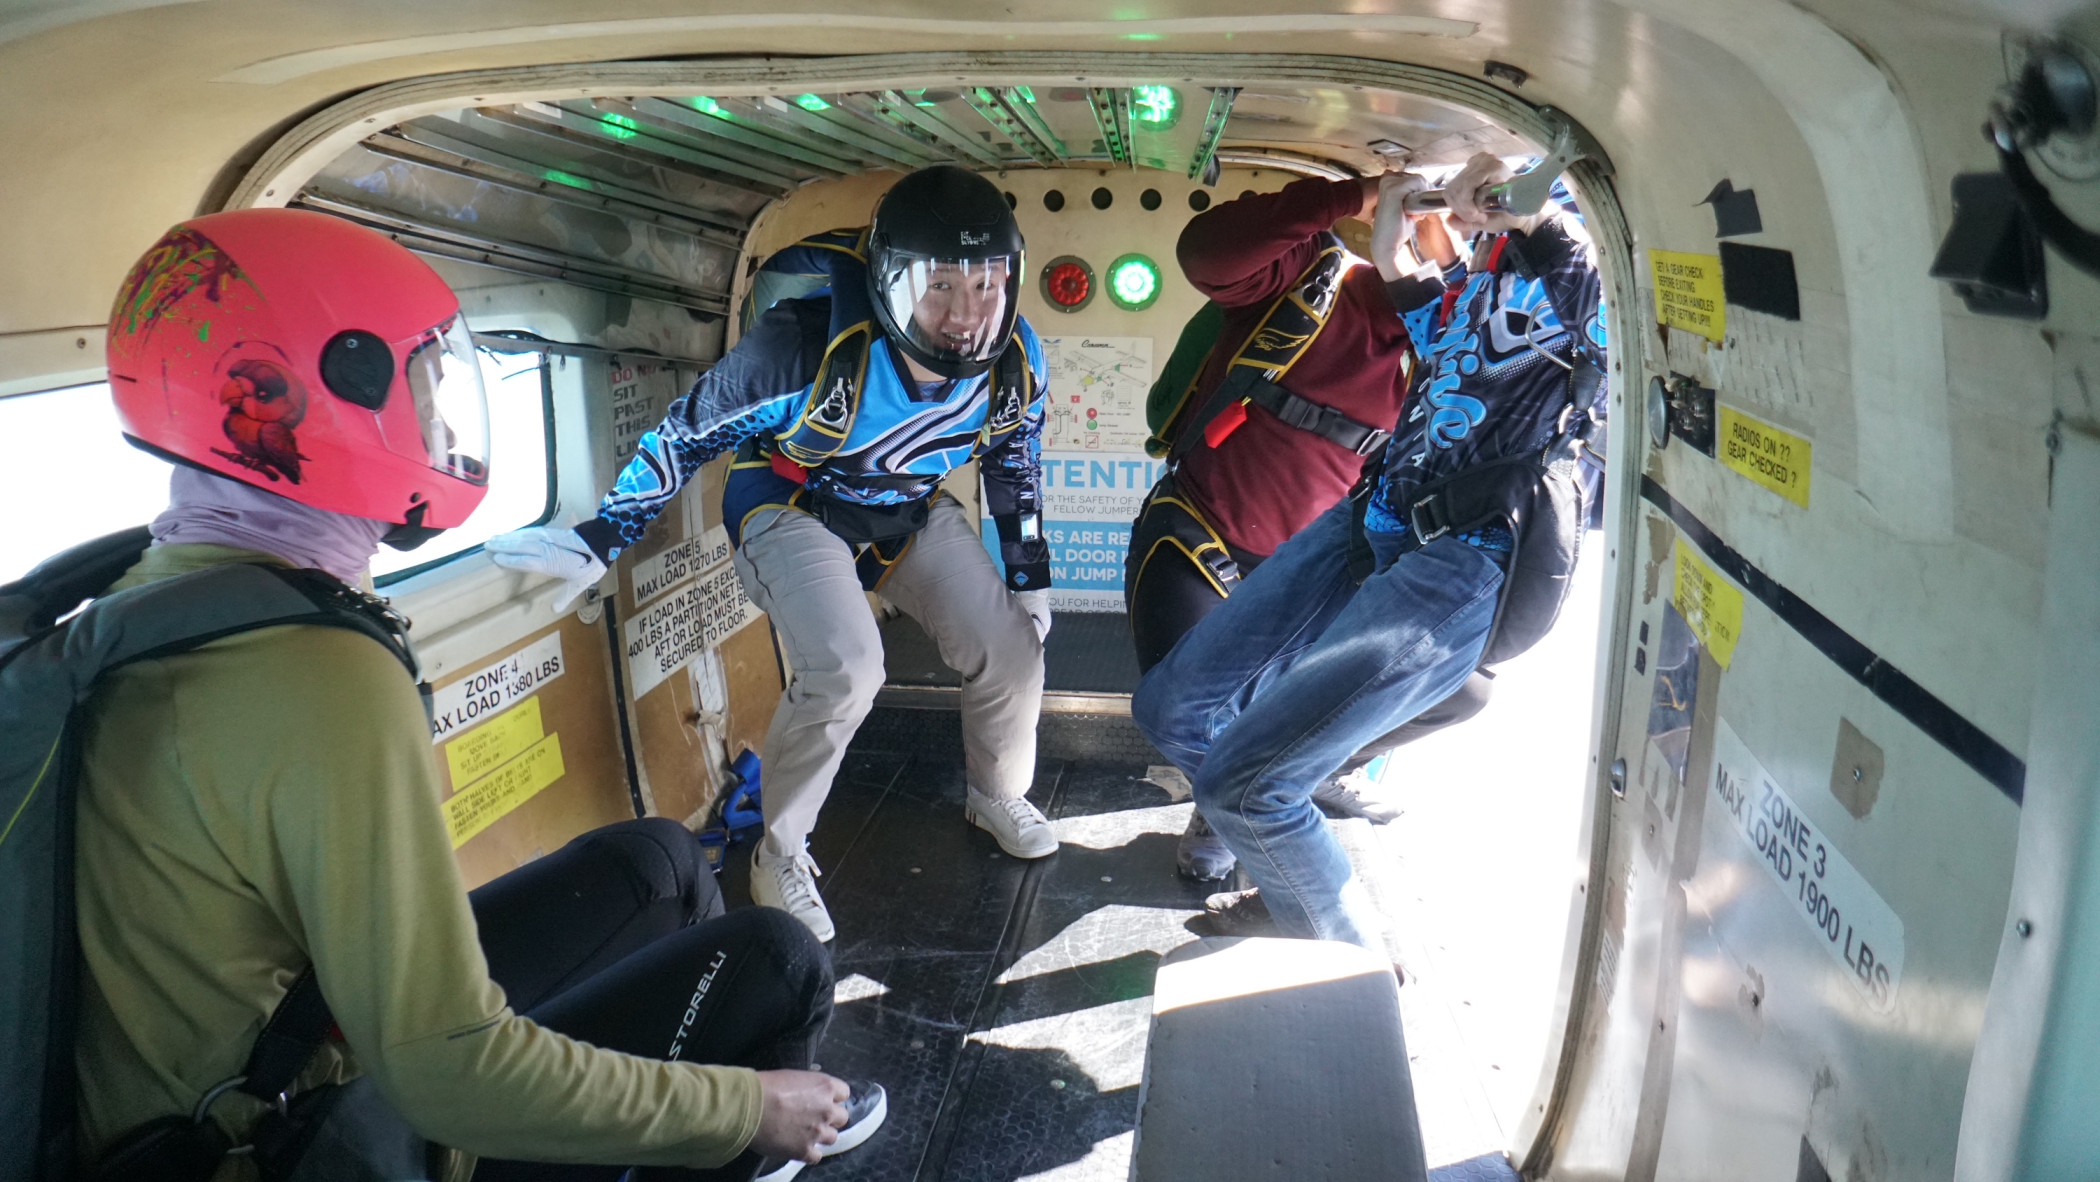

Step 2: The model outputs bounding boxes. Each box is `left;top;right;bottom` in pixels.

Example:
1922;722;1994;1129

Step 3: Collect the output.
107;208;489;543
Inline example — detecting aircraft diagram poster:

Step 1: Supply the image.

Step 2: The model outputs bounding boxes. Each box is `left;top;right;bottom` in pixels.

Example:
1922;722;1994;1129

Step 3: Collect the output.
985;336;1161;611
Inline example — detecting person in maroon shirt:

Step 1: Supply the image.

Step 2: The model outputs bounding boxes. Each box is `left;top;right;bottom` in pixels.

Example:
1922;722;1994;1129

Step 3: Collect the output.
1126;171;1494;881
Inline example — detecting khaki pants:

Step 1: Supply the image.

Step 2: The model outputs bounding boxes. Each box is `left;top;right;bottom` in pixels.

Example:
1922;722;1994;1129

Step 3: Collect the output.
733;497;1044;858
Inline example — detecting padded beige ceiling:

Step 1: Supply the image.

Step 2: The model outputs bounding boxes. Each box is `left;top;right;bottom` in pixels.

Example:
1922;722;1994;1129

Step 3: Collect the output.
287;81;1538;318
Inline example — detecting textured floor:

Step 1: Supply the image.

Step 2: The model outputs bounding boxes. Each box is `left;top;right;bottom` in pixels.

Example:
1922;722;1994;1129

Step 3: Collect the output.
718;701;1535;1182
720;708;1212;1182
722;578;1596;1181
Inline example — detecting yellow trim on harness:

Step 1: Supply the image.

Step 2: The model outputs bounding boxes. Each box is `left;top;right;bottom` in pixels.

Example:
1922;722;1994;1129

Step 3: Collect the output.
1130;494;1236;600
863;489;948;591
868;535;915;591
781;321;875;452
1135;535;1232;600
976;330;1037;449
802;239;868;263
1149;367;1207;459
738;491;817;542
1152;494;1223;528
1157;239;1349;456
825;320;872;356
1230;241;1348;384
0;734;63;849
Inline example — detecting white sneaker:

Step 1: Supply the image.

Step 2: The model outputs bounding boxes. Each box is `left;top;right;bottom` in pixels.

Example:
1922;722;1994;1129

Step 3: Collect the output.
754;1081;888;1181
964;789;1058;859
750;847;835;942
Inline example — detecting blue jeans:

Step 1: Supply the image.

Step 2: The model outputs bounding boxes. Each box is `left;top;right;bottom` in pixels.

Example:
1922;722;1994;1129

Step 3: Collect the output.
1132;500;1505;947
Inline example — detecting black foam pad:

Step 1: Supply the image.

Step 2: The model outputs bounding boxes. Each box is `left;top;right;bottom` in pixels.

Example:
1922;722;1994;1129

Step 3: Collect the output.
320;330;393;410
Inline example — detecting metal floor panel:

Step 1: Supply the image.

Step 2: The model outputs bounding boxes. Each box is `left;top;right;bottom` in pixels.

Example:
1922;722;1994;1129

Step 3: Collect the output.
717;704;1516;1181
879;611;1142;696
719;711;1206;1181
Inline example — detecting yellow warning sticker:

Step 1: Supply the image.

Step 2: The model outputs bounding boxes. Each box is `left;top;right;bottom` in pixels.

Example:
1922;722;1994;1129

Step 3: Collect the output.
1718;407;1812;508
1674;539;1744;669
444;696;545;785
443;733;566;848
1650;250;1726;342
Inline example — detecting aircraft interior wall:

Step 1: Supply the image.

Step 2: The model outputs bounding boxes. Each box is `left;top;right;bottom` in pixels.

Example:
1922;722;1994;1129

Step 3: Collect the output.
2;3;2097;1178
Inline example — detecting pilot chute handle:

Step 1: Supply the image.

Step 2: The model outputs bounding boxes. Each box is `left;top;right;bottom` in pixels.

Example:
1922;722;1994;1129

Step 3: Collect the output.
1400;124;1586;218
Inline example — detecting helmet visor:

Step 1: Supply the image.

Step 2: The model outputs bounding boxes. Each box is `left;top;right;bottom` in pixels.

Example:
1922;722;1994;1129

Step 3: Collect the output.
875;252;1020;370
401;316;490;486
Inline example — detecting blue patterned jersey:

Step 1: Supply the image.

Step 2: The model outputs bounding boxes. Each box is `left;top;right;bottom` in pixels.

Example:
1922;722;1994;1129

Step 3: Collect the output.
1367;220;1606;539
576;295;1047;559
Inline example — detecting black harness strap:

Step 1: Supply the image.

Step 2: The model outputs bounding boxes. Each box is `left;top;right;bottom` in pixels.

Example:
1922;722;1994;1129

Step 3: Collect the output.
1158;236;1356;464
1241;374;1393;457
1131;475;1247;600
238;969;335;1108
1400;453;1547;545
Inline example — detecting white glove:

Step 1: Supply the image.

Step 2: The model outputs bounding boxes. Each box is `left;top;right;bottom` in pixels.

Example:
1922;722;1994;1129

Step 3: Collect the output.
1369;172;1430;281
484;526;607;613
1016;589;1052;644
1445;151;1548;237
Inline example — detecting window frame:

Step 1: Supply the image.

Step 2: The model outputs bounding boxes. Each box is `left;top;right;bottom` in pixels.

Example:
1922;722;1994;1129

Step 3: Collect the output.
374;348;559;588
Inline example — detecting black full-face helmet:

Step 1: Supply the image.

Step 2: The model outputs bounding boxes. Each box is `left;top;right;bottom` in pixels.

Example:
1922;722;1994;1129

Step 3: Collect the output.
865;166;1025;379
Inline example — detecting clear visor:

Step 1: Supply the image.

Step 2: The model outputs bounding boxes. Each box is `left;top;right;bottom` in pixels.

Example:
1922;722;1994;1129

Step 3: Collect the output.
876;253;1019;367
402;316;489;486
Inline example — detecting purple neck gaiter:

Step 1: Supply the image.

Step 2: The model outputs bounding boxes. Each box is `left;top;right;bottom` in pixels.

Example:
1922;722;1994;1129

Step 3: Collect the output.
150;468;391;584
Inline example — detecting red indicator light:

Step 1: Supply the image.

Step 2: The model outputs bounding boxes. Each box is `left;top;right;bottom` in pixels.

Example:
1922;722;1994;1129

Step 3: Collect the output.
1040;255;1096;312
1048;263;1090;306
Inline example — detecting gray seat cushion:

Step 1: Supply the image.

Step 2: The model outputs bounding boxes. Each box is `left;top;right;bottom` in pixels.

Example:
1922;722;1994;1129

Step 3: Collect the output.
1133;936;1426;1182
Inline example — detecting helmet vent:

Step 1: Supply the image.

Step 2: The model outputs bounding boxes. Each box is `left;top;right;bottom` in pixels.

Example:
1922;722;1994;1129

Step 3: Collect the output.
321;330;394;410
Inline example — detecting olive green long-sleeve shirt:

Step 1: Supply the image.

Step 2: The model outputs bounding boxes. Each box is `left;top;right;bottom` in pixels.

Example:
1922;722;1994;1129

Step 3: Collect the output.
74;545;762;1178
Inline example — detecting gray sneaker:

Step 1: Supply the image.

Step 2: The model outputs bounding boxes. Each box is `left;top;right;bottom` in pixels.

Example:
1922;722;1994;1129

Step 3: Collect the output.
1310;766;1403;824
1176;809;1237;881
1200;887;1280;937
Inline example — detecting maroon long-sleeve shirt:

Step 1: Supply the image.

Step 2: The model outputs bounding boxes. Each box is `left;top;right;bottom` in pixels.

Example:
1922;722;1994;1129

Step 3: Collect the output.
1173;176;1417;557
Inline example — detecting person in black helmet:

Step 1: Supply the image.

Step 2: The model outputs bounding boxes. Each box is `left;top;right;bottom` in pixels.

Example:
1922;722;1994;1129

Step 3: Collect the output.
488;167;1058;945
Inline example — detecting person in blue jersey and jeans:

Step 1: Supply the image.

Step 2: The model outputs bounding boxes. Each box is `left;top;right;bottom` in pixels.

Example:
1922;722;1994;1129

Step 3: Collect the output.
488;167;1059;945
1132;153;1608;947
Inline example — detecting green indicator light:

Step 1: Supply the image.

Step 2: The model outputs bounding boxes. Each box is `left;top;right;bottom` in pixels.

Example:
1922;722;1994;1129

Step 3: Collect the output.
600;112;640;140
543;169;592;190
688;96;729;118
1107;254;1162;311
795;93;831;112
1131;85;1179;128
1123;32;1163;42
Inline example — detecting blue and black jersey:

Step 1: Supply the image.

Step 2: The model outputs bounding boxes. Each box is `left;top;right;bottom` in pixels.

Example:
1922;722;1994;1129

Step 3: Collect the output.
1366;219;1607;545
572;293;1050;587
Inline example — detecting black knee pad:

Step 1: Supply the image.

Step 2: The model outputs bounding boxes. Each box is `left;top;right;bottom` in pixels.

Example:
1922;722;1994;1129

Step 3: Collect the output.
570;818;725;924
720;906;835;1010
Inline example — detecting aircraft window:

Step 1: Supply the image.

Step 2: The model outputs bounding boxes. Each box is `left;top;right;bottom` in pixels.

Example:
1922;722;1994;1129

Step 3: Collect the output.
0;347;553;586
0;381;174;583
1091;186;1114;210
1043;189;1066;212
1189;190;1212;212
372;347;553;582
1141;188;1162;211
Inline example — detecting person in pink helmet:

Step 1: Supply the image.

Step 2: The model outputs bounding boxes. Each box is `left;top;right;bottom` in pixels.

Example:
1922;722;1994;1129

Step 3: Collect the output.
58;208;883;1181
